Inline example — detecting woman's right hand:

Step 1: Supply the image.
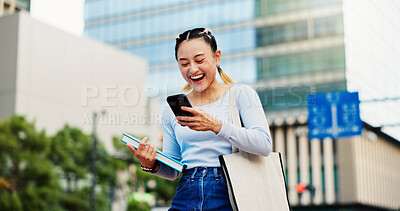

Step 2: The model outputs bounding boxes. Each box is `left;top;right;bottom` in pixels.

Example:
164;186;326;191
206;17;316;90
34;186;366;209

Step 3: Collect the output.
126;137;158;169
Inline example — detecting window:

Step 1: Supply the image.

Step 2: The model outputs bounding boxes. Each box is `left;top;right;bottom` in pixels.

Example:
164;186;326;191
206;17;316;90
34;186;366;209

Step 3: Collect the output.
257;47;346;79
314;15;344;38
256;0;342;16
257;81;346;111
256;21;308;47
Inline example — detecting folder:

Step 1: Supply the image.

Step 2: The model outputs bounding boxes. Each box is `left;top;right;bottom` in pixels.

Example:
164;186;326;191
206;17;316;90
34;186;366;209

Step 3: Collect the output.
121;133;186;172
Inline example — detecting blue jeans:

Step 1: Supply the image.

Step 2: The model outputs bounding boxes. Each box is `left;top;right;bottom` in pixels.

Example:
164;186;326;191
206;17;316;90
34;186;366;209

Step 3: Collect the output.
169;167;232;211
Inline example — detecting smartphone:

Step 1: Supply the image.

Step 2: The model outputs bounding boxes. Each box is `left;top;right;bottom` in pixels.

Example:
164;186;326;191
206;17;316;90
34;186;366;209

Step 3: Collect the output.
167;94;194;117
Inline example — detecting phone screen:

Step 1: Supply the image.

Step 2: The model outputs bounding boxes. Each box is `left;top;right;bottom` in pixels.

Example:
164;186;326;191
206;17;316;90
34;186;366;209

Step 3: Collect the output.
167;94;194;117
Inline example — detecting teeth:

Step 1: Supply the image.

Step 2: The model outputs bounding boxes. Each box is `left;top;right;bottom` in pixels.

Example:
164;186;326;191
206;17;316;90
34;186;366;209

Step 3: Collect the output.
190;74;204;80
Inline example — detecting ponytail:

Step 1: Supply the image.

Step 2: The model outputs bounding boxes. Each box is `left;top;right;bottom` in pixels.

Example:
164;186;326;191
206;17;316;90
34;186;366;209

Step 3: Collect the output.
180;65;235;92
217;65;235;85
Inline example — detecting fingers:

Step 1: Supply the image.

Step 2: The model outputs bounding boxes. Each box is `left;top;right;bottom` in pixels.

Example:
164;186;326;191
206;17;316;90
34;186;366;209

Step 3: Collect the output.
126;137;158;168
176;107;205;125
176;116;201;123
144;144;157;160
181;106;199;115
143;143;154;157
140;144;157;168
126;143;153;160
151;147;157;158
137;137;150;156
138;137;148;151
126;143;137;155
177;120;200;127
176;107;221;133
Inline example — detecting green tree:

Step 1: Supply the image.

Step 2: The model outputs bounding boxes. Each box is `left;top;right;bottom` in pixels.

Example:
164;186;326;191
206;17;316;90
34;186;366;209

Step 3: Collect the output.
135;163;179;205
127;197;150;211
49;125;92;210
50;125;127;210
50;125;92;193
113;135;179;207
0;115;62;211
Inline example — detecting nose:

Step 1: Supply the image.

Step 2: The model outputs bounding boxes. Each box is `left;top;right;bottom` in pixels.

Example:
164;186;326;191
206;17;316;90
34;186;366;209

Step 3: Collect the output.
189;63;199;74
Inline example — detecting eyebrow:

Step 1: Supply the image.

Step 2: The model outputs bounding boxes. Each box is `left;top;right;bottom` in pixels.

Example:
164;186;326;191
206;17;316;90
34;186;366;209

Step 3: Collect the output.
178;53;205;61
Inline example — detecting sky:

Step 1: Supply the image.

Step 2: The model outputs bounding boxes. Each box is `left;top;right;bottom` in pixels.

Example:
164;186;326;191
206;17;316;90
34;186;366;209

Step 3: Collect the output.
30;0;84;36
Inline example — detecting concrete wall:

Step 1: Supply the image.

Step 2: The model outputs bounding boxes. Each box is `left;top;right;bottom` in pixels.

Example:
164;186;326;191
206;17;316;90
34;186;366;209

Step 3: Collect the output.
0;12;158;152
0;14;18;118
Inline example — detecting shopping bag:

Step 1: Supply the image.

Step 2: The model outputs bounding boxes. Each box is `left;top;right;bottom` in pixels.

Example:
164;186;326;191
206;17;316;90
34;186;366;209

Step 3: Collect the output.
219;152;290;210
219;85;290;211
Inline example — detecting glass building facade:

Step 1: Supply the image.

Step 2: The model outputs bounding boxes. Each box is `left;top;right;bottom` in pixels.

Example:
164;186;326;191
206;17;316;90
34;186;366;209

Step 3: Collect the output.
0;0;30;16
85;0;258;94
84;0;349;111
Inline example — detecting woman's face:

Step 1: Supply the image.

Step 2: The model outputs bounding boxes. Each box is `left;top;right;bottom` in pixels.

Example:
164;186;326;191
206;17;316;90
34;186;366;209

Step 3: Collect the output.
176;38;221;93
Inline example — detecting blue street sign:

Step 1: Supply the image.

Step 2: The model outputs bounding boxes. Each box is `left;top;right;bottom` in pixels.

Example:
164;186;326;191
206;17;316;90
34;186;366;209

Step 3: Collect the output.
307;91;362;140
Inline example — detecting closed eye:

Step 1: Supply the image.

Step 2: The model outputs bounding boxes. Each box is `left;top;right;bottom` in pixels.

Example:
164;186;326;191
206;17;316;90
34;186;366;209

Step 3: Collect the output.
180;63;189;67
196;58;205;63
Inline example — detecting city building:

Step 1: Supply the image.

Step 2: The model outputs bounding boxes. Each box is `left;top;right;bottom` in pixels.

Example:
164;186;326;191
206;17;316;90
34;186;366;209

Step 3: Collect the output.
84;0;400;139
83;0;400;210
0;0;30;17
0;11;154;148
0;12;155;209
269;120;400;210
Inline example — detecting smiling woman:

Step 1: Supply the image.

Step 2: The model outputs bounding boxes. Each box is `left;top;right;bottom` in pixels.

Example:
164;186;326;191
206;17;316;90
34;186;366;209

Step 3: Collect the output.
125;27;272;211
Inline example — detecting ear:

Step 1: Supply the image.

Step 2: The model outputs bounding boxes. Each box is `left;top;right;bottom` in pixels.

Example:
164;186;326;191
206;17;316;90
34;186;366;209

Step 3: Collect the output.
215;50;221;64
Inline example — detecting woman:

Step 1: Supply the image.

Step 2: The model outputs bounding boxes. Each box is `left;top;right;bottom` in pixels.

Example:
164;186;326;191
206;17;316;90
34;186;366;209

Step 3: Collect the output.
126;28;272;210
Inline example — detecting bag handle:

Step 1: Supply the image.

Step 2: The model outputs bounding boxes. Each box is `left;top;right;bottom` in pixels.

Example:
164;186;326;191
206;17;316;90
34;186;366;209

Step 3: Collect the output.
228;84;241;153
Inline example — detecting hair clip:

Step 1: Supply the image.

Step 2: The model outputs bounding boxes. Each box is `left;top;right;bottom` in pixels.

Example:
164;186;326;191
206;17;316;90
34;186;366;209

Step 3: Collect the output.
186;31;191;40
203;28;213;35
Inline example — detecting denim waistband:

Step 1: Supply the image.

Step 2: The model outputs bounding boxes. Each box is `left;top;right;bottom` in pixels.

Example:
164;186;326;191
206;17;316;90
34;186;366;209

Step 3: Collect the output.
183;167;222;179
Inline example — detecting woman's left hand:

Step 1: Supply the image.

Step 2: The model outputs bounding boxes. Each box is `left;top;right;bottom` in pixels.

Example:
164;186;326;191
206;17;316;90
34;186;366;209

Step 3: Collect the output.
176;106;222;134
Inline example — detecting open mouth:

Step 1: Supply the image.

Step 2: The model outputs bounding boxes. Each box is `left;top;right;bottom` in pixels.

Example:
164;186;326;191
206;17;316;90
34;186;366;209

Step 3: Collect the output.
190;74;205;83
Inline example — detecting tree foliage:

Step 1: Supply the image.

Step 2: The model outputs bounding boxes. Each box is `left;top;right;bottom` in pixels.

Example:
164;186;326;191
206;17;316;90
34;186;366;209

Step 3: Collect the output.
112;135;180;207
0;115;126;211
0;115;62;211
50;125;125;210
0;115;180;210
50;125;92;192
135;164;179;204
127;197;150;211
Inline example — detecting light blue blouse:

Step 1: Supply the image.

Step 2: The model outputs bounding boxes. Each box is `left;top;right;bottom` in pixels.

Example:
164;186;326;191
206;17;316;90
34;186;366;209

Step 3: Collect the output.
153;84;272;180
